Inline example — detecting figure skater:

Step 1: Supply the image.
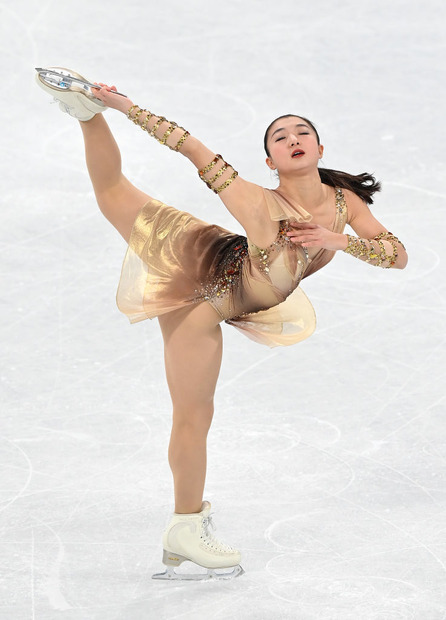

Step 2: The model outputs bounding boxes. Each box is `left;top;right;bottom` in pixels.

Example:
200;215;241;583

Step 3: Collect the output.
35;67;408;581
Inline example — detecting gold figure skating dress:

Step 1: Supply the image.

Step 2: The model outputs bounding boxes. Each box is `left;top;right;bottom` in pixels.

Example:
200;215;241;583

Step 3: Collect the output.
116;187;348;347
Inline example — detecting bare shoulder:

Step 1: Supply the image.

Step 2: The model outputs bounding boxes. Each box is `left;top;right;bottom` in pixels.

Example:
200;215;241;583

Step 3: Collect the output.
219;177;277;233
219;175;265;211
342;188;390;238
184;136;276;239
341;188;370;224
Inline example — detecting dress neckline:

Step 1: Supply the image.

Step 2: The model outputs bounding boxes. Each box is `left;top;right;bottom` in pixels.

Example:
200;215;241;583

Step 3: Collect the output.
270;188;313;223
272;186;346;229
250;187;347;256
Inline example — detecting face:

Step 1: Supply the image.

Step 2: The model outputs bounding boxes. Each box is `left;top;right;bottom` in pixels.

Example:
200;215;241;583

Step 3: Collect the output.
265;116;324;174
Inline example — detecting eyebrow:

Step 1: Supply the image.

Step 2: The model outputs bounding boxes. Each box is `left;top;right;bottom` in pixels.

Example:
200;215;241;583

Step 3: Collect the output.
271;123;310;137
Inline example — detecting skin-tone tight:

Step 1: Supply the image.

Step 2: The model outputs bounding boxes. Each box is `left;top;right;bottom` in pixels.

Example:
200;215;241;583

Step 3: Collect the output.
79;114;223;514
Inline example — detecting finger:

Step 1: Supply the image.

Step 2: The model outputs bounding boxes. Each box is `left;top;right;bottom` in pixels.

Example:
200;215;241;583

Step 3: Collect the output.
288;234;320;244
287;232;317;241
290;239;320;247
288;222;318;230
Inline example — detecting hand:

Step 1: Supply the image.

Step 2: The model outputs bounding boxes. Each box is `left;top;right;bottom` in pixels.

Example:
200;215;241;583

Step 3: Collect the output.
91;83;134;115
286;222;348;251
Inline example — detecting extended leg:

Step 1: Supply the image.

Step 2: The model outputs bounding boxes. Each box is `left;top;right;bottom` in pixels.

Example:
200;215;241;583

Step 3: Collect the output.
79;114;151;242
35;68;151;241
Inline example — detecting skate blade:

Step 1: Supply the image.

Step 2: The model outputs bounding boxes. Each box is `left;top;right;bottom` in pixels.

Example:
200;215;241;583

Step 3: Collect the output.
152;564;244;581
35;68;127;97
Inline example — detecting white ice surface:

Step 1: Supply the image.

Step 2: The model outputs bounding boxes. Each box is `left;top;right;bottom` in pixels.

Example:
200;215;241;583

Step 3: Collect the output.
1;0;446;618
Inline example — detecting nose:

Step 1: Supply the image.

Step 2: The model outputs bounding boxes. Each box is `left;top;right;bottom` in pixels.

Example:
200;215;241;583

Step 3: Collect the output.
288;133;299;145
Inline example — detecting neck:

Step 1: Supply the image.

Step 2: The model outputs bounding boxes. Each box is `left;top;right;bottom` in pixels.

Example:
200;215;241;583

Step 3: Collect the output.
277;170;326;209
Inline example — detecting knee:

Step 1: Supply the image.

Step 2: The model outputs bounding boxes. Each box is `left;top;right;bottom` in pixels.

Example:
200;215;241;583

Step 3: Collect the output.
172;402;215;435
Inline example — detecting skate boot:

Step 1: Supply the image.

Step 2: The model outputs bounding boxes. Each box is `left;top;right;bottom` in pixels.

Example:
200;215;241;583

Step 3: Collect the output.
152;501;244;581
35;67;109;121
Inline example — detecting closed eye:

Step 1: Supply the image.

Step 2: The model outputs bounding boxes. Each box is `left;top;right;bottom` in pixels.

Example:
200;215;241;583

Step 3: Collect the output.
276;132;310;142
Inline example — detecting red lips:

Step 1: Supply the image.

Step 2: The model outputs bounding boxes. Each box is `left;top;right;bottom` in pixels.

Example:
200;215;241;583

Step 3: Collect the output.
291;149;305;157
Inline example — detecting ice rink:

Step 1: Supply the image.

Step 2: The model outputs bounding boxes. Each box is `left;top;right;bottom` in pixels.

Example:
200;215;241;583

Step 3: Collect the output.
1;0;446;618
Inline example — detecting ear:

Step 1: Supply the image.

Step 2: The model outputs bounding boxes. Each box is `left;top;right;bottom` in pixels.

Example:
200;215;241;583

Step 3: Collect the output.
318;144;324;159
265;157;276;170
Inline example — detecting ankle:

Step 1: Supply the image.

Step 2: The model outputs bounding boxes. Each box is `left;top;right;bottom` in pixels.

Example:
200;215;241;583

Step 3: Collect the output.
174;502;203;515
79;112;104;125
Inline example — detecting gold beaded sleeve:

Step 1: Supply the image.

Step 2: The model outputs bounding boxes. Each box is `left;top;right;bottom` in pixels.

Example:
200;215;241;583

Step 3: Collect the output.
127;105;190;152
343;232;405;268
197;154;239;194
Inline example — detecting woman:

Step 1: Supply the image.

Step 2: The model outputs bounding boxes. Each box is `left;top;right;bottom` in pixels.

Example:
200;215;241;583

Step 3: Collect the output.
35;67;408;581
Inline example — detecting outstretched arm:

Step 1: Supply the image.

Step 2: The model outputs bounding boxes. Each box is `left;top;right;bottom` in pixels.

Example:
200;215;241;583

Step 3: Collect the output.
93;85;267;237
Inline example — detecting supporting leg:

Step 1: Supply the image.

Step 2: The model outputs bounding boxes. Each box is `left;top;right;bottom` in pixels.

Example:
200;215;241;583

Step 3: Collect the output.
158;303;223;514
154;308;244;579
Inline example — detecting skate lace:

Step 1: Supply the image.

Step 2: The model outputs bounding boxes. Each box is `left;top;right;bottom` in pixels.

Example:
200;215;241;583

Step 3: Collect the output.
201;514;235;553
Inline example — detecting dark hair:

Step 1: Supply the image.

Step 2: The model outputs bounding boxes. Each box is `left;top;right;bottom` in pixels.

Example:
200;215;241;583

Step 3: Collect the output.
264;114;381;205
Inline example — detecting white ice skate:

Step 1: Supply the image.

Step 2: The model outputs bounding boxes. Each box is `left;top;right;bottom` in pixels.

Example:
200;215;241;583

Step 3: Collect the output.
152;501;244;581
35;67;122;121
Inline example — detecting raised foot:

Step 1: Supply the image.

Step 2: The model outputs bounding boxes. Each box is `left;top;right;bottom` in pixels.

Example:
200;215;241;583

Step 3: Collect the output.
152;564;244;581
35;68;127;97
35;66;108;121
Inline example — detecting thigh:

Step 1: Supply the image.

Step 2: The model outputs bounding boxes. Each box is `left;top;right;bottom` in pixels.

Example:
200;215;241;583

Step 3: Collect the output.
158;303;223;411
97;175;153;243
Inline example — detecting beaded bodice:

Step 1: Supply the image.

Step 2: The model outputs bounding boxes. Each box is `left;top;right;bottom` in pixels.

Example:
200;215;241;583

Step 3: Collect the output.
206;187;348;321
